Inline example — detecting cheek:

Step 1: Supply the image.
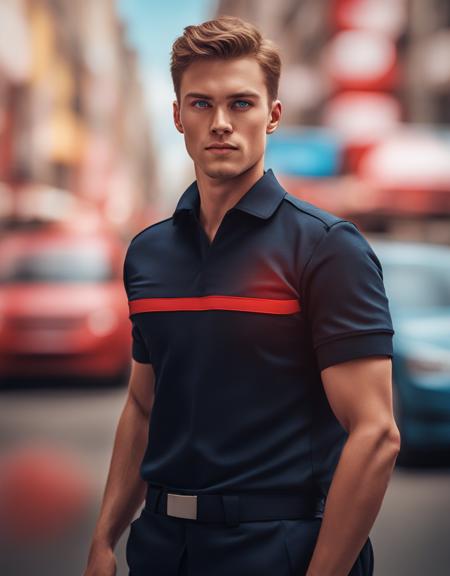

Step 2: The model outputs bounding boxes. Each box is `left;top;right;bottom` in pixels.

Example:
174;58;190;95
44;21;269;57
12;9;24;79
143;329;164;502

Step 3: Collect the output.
179;109;199;135
245;113;269;138
245;123;267;150
181;121;200;148
183;135;198;160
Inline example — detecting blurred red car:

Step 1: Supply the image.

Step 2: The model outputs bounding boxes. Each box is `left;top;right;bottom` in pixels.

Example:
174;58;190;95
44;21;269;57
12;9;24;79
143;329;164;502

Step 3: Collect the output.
0;225;132;385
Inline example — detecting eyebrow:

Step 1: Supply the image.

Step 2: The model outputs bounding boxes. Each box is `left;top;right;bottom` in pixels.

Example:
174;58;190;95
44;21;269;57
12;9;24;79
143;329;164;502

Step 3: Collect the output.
184;91;261;101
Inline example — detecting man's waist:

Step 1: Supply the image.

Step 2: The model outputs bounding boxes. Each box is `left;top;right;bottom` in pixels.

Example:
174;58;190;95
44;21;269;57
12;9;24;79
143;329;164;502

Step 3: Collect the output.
144;482;326;526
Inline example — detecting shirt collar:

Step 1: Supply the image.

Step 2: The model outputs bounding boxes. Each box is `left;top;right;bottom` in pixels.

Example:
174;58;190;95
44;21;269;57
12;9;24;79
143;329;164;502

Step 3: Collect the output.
172;168;286;224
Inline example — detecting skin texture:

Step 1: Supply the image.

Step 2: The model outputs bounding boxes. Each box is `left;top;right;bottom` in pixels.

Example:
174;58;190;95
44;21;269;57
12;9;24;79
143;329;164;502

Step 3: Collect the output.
83;361;155;576
306;356;401;576
172;56;281;244
84;54;400;576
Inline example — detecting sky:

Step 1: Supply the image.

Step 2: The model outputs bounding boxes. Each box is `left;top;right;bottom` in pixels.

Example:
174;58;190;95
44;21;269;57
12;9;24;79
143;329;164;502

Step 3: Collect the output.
117;0;217;73
117;0;219;206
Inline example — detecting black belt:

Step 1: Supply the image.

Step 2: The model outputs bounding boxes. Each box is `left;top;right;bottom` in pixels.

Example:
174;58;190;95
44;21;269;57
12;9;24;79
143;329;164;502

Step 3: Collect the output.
144;483;326;526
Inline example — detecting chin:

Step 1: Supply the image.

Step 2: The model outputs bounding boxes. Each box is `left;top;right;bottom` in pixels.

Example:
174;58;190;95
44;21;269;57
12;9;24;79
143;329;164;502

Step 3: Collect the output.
202;164;241;180
202;159;260;180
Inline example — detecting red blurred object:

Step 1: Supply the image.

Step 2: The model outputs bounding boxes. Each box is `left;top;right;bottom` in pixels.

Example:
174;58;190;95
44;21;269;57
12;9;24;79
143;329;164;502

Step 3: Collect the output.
0;224;132;383
332;0;407;39
323;92;401;171
357;131;450;213
0;445;92;543
279;174;384;217
359;131;450;192
324;30;398;91
280;167;450;218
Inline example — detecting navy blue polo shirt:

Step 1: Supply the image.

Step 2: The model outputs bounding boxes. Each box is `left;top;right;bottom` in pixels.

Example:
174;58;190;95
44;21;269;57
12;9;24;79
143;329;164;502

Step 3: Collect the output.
123;168;394;498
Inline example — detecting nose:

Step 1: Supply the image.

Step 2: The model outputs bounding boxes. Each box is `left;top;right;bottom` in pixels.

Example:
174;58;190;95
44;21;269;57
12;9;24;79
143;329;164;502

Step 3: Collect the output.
210;106;232;134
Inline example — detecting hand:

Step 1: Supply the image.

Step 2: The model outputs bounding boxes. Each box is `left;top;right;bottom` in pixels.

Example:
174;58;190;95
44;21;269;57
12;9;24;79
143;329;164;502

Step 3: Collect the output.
83;542;117;576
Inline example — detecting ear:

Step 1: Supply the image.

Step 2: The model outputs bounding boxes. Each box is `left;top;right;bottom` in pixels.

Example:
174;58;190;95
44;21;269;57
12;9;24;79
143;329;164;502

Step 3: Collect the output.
266;99;282;134
173;100;184;134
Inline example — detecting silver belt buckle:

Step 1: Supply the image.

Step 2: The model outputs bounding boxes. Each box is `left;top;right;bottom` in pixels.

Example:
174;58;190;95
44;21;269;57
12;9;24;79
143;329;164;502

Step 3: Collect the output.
166;493;197;520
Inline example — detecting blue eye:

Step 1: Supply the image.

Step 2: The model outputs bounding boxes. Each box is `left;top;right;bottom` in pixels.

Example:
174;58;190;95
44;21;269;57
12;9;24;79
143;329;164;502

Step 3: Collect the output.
192;99;252;109
192;100;209;108
234;100;251;109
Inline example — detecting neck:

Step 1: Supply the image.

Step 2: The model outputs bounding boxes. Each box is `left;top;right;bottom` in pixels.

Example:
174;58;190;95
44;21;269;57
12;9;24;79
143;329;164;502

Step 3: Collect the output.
195;160;265;241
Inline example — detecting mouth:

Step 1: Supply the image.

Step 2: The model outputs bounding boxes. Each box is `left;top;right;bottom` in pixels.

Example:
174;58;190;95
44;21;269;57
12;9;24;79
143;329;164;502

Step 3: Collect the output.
205;145;238;155
205;143;238;149
206;148;236;154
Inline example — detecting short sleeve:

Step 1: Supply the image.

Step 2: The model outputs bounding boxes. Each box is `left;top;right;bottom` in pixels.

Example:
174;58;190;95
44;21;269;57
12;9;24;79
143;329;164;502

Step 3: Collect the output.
130;321;151;364
302;220;395;371
123;250;152;364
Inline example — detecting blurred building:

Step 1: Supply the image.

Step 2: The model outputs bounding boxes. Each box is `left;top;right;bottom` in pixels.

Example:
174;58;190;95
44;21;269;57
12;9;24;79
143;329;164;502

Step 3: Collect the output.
217;0;450;243
0;0;159;238
217;0;450;125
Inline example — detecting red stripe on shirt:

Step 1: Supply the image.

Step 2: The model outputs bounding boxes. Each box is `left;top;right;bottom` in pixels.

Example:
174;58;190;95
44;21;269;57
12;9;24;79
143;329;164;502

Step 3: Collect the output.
128;295;301;316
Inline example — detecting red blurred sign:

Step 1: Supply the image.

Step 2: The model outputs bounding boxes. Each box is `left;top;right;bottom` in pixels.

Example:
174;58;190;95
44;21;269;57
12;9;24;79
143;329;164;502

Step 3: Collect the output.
324;30;398;91
332;0;407;39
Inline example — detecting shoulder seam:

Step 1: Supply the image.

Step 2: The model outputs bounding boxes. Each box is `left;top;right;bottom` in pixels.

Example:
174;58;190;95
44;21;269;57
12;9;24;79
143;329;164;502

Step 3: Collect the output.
328;219;353;230
298;218;352;317
129;216;174;245
302;219;355;277
283;195;347;229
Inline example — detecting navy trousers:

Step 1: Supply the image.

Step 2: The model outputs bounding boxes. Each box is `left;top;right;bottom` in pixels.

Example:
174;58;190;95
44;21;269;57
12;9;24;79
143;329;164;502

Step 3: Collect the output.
125;505;374;576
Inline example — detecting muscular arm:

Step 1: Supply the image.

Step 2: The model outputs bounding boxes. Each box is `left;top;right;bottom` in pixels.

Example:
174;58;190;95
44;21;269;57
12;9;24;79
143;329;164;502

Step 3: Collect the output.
305;356;401;576
84;360;155;573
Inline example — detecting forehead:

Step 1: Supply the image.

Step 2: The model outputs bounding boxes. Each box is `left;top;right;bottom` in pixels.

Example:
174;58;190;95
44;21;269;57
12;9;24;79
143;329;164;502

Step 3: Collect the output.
180;56;267;100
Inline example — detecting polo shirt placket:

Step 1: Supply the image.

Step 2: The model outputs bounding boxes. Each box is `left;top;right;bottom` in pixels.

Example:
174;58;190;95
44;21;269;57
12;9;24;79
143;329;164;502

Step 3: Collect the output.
123;168;395;499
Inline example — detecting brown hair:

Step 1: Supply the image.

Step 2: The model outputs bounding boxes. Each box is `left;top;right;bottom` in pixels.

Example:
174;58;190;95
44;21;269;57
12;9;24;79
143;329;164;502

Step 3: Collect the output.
170;16;282;105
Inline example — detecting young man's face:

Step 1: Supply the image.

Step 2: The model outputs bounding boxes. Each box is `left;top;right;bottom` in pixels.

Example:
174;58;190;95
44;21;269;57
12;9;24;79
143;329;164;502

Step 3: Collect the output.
173;56;281;180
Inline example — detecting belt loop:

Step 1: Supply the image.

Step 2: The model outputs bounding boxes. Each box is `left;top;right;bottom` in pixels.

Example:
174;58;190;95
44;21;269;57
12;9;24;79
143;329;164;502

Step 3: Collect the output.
221;494;240;527
149;484;164;514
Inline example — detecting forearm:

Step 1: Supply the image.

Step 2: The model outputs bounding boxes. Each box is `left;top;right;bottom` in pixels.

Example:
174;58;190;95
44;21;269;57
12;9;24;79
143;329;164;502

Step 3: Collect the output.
89;397;150;551
306;425;400;576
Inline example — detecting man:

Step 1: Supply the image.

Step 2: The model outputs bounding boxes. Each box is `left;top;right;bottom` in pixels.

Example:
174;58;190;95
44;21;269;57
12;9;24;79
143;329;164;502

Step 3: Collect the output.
84;15;400;576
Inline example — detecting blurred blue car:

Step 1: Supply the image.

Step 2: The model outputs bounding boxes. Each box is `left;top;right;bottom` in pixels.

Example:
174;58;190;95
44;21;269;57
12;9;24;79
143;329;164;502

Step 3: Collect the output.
369;238;450;463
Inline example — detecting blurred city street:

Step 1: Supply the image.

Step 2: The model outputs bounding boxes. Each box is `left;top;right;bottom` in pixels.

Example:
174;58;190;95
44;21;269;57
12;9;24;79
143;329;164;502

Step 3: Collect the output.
0;383;131;576
0;384;449;576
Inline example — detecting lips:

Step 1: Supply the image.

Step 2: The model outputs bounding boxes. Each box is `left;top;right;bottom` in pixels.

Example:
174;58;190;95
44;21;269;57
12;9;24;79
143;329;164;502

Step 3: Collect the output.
205;143;238;150
206;146;237;155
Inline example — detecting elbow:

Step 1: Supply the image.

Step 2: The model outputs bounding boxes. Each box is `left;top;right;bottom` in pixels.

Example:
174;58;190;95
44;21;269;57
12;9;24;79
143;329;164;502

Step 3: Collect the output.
386;423;402;458
375;421;402;463
352;420;401;462
390;422;401;449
